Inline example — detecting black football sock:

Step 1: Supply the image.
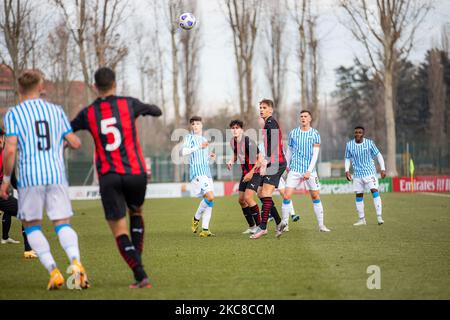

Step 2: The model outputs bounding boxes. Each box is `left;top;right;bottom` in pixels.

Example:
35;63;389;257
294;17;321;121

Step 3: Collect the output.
260;197;274;230
115;234;147;282
249;205;261;226
271;202;282;225
130;215;145;256
1;213;11;240
242;207;255;227
22;226;32;251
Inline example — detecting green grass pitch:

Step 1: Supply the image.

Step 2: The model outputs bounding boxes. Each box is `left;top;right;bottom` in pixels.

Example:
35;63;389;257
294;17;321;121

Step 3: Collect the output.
1;193;449;299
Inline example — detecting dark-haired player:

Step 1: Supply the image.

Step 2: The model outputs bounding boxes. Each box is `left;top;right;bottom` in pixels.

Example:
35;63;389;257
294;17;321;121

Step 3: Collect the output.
345;126;386;226
182;116;216;238
252;99;287;239
71;67;162;288
227;120;262;234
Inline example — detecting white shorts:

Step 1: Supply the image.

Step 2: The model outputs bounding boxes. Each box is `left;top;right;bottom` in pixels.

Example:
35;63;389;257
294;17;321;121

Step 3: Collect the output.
277;177;286;190
286;171;320;191
191;176;214;198
353;176;379;193
18;184;73;222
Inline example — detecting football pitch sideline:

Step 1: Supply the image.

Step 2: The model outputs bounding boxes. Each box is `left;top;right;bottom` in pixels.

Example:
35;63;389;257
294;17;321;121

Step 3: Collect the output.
1;193;449;300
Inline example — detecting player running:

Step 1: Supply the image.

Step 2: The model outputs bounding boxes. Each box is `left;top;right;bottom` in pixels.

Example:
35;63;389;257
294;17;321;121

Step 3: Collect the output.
282;110;330;232
183;116;216;238
345;126;386;226
227;119;263;235
0;128;36;258
1;70;88;290
251;99;287;239
71;67;162;288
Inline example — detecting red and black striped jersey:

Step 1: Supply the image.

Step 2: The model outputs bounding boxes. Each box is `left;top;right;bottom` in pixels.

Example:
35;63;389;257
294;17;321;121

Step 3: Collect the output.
263;116;286;166
71;96;162;176
231;135;260;175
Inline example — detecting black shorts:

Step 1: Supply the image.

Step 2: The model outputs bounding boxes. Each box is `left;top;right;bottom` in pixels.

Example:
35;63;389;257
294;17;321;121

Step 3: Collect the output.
0;196;18;217
99;173;147;221
238;173;262;192
261;162;287;187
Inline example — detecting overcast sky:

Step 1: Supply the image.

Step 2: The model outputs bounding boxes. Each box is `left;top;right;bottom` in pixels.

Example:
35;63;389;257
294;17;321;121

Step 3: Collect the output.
125;0;450;114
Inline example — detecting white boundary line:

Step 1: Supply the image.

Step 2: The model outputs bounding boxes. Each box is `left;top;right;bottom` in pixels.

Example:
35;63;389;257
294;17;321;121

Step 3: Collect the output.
419;192;450;198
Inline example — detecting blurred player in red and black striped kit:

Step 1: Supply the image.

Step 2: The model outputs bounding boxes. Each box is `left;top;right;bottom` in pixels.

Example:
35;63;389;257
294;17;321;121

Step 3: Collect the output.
227;120;263;235
71;67;162;288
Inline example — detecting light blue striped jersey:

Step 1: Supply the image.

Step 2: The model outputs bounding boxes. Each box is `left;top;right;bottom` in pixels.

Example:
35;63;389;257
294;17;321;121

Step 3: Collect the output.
345;138;380;178
183;133;212;181
287;127;321;173
4;98;72;188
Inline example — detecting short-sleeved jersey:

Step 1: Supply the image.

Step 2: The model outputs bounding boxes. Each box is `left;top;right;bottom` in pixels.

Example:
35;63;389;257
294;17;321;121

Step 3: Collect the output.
263;116;286;166
287;127;321;174
184;133;212;181
230;135;260;175
71;96;161;176
4;99;72;188
345;138;380;178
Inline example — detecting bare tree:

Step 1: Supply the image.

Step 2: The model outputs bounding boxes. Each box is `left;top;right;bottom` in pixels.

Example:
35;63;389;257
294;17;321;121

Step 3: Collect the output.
291;0;309;111
224;0;262;125
340;0;432;176
180;0;201;124
307;3;320;127
0;0;38;100
263;2;289;119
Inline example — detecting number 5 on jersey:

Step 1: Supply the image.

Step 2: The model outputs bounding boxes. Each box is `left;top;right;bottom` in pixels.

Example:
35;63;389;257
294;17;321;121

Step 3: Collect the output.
101;118;122;151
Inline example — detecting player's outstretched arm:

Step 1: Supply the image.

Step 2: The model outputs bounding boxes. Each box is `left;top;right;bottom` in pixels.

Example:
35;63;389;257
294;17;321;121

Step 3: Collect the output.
64;132;81;150
133;99;162;117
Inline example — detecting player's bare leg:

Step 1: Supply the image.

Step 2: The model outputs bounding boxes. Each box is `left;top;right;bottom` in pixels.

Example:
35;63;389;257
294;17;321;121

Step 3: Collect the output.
309;191;330;232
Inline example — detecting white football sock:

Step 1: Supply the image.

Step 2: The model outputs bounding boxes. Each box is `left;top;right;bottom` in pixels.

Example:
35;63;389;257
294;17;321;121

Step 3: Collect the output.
195;199;208;220
289;201;296;216
281;200;291;224
202;206;212;230
25;227;57;273
56;224;80;263
313;200;324;227
356;197;365;219
373;194;382;217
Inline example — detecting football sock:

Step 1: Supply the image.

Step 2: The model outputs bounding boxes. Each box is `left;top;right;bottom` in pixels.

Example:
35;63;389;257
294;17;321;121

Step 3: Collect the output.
289;201;296;216
1;213;11;240
372;192;382;217
55;224;80;263
195;199;208;220
202;199;214;230
260;197;274;230
271;201;281;225
313;199;324;227
22;226;32;251
281;199;292;224
130;215;145;255
25;226;57;273
356;197;365;219
116;234;147;282
242;207;255;227
249;205;261;226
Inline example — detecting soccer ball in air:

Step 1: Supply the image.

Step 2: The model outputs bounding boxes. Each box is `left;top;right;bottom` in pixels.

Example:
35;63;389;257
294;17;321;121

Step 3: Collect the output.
179;13;196;30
